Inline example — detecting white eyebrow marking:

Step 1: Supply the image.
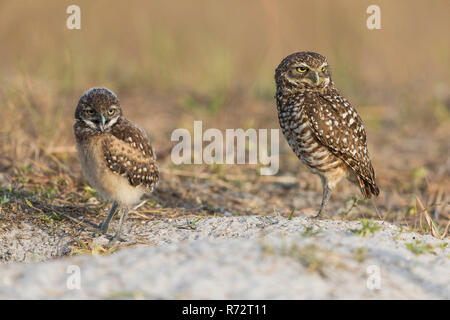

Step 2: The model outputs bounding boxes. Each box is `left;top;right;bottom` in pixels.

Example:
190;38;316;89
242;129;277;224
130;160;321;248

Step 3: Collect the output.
294;63;310;68
319;62;328;68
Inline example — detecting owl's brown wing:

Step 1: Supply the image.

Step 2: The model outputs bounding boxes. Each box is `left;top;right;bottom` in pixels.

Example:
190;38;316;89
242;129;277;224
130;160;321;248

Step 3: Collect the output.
306;91;379;197
102;118;159;190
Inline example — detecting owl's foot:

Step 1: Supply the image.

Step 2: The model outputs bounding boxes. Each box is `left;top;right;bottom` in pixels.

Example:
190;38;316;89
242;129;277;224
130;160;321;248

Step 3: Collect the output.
314;184;332;219
108;234;127;245
313;208;325;218
99;201;119;234
108;207;129;244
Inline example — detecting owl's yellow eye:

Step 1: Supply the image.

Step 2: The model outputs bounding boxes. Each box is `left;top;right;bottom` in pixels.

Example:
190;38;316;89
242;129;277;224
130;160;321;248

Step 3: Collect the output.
297;66;308;73
322;67;326;72
107;109;115;116
86;109;94;115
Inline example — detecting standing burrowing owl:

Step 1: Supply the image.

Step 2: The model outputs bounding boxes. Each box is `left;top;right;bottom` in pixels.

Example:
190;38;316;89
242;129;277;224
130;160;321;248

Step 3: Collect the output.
275;52;379;217
74;88;159;241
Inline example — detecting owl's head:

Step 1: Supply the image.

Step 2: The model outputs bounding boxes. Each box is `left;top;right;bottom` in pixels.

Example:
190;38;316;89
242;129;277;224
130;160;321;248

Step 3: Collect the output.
275;51;332;91
75;88;123;132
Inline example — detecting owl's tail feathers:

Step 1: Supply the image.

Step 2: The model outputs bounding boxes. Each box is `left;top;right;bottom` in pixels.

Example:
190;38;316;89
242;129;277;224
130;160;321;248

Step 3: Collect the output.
358;176;380;199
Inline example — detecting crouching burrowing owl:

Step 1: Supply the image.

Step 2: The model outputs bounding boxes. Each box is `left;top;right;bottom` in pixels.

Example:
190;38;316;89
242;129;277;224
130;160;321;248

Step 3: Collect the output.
74;88;159;241
275;52;379;217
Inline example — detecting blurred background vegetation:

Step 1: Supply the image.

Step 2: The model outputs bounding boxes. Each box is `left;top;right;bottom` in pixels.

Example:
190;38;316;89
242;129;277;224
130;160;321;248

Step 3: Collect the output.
0;0;448;236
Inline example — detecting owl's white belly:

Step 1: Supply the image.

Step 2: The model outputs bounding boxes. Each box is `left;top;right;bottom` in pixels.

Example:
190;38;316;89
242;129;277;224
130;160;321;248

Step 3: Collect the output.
76;140;145;207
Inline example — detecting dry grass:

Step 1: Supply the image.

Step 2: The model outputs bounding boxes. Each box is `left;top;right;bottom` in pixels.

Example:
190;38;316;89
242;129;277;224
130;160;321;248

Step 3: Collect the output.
0;0;449;245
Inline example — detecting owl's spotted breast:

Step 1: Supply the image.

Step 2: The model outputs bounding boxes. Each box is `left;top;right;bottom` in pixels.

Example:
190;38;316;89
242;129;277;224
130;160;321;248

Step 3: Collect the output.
277;96;346;184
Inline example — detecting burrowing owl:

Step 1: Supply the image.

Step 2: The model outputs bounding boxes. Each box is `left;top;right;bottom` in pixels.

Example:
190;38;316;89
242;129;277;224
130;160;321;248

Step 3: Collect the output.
74;88;159;241
275;52;379;217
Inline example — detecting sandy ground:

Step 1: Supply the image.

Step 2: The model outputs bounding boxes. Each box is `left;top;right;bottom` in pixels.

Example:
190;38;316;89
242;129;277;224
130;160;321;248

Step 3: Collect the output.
0;216;448;299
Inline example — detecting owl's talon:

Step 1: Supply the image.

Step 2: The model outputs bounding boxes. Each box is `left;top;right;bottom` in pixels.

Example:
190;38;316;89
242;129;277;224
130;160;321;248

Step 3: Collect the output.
313;209;325;218
108;234;127;245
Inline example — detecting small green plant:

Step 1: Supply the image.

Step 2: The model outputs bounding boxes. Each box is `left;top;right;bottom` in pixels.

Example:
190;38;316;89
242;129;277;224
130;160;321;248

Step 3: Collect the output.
33;185;57;199
436;242;448;249
340;196;360;217
0;195;10;205
405;240;435;256
288;207;295;220
38;212;61;228
190;217;202;229
301;226;321;237
350;219;381;237
177;217;202;230
83;185;97;199
393;226;406;240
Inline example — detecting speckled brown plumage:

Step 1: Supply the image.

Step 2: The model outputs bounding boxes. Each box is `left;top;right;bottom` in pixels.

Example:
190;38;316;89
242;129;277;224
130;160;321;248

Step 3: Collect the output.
74;88;159;240
275;52;379;216
102;117;158;189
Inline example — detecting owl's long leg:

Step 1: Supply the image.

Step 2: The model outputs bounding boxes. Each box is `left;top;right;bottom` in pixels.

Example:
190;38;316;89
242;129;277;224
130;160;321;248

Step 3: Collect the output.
315;178;332;218
111;207;129;242
100;201;119;234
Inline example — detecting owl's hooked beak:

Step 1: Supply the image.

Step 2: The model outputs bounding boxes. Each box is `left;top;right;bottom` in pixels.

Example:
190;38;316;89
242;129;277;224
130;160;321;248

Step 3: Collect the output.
97;115;106;132
309;71;320;86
